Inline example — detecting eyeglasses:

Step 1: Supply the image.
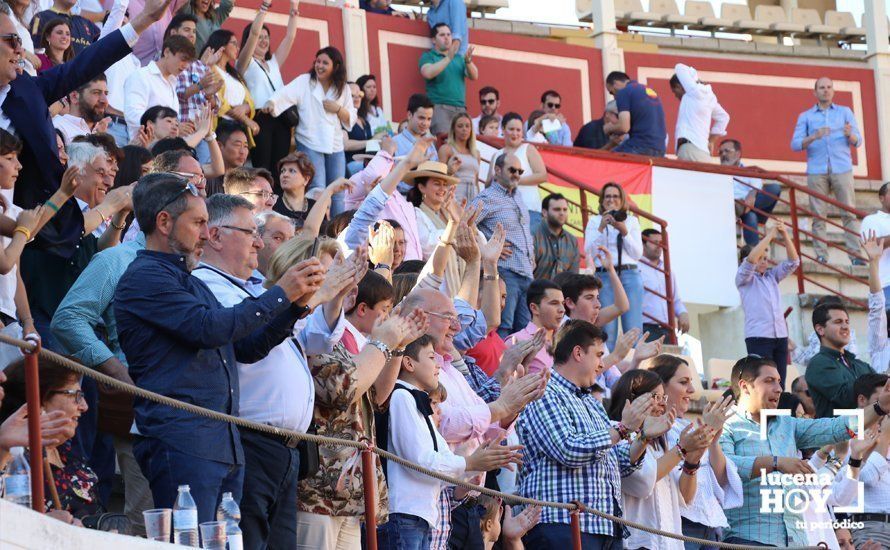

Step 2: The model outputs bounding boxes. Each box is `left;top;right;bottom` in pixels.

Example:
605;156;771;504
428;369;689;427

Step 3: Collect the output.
603;194;621;200
160;179;200;211
427;310;473;326
507;167;524;175
220;225;261;239
481;98;497;105
0;34;22;49
50;389;86;404
170;171;206;185
240;191;278;202
546;102;561;109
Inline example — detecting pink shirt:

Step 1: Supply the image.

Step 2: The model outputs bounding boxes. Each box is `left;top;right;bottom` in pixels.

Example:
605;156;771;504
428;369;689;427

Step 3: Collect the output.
508;322;552;376
436;353;506;460
344;152;423;262
129;0;188;65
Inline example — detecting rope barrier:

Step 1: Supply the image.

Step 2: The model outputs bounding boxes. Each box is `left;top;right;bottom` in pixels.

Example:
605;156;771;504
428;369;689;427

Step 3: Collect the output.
0;333;822;550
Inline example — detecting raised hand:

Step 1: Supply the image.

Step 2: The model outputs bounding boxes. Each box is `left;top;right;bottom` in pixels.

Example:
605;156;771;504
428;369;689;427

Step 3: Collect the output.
15;206;44;234
276;257;325;303
621;392;653;432
465;45;475;63
454;222;480;263
305;254;357;307
93;117;112;134
327;177;355;196
368;221;395;267
446;154;462;176
679;420;716;459
405;138;434;167
701;395;734;433
641;407;676;440
595;245;614;270
521;329;546;372
501;505;541;542
495;337;537;383
380;134;397;156
396;307;429;348
496;373;545;418
200;47;225;70
480;223;506;267
849;429;879;460
465;440;523;472
612;327;640;361
0;406;76;451
861;230;883;263
131;0;176;33
633;332;664;363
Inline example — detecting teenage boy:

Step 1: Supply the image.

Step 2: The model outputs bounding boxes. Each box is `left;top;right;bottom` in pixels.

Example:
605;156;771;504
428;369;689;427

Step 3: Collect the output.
508;279;564;375
377;334;522;549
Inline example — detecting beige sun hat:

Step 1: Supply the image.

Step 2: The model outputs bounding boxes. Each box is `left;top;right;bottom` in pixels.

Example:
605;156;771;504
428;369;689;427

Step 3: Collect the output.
402;160;460;186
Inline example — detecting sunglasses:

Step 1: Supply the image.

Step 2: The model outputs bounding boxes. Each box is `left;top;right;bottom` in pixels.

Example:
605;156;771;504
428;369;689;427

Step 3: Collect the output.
546;102;561;109
507;167;524;175
481;98;497;105
0;33;22;49
160;179;200;211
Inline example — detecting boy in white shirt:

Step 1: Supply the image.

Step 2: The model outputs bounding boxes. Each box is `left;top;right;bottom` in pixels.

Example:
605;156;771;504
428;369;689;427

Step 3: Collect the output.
377;334;521;550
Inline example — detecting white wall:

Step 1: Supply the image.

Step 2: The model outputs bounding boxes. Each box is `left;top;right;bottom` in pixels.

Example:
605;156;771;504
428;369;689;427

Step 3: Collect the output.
651;167;740;308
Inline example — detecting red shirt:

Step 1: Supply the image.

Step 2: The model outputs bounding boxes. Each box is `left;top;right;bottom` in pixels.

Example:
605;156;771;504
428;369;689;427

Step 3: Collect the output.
465;329;507;376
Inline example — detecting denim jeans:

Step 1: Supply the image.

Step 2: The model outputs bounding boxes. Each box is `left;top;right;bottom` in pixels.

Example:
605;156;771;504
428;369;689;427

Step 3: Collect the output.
740;183;782;245
498;268;532;338
377;513;430;550
681;518;720;550
133;436;244;524
239;429;301;550
523;523;623;549
346;159;364;177
613;142;665;157
745;337;788;389
295;142;346;217
599;267;644;347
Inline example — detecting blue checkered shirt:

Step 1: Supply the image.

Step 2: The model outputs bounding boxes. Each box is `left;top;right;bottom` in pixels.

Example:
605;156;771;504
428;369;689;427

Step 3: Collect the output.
719;409;852;547
461;355;500;403
516;370;640;536
470;182;534;279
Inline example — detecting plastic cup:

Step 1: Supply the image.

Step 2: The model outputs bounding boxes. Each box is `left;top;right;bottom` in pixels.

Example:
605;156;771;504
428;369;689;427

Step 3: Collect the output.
199;521;226;549
143;508;172;542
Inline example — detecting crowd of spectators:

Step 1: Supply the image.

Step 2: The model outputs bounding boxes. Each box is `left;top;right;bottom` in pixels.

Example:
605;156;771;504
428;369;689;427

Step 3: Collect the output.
0;1;885;550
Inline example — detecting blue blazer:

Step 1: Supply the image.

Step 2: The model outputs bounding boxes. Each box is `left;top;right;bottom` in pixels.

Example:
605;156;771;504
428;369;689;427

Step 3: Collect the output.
4;30;131;257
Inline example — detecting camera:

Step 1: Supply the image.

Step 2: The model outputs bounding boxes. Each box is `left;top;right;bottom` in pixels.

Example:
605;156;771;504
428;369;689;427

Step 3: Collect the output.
607;209;628;222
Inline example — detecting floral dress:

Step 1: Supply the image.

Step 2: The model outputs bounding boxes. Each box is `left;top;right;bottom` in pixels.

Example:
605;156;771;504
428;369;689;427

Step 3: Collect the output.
31;440;103;519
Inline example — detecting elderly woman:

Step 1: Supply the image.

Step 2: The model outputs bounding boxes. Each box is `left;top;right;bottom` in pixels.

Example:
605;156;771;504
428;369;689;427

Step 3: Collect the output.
0;358;97;522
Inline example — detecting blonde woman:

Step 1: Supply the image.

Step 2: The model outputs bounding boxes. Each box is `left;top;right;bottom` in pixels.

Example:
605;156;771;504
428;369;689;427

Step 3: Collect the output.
438;112;480;203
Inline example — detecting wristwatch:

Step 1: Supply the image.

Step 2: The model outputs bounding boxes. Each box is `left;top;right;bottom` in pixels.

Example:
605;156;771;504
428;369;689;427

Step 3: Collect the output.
483;273;498;282
204;131;217;142
293;304;311;319
367;339;392;362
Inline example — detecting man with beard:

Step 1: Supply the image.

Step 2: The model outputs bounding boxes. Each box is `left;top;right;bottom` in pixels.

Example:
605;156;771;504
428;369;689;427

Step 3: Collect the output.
532;193;579;280
53;74;112;145
114;172;329;522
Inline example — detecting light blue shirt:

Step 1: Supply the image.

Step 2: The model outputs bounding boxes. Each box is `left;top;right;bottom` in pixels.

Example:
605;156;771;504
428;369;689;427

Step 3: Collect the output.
453;298;487;352
719;410;852;547
427;0;468;56
51;233;146;367
394;128;438;193
790;103;861;175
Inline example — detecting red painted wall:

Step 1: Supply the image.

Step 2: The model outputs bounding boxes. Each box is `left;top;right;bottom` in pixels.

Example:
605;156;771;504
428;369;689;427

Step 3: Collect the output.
624;51;881;179
365;12;603;134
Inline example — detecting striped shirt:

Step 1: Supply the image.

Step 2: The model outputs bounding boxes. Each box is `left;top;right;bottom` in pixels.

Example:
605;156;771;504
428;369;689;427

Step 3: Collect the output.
470;181;535;279
517;370;640;536
719;409;852;547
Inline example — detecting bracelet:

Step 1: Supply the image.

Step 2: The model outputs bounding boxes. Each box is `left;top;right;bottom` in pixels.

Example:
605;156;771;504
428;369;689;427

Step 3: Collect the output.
681;460;701;475
848;457;863;468
367;339;392;363
483;273;498;281
110;218;126;230
615;422;631;441
44;199;60;213
675;443;688;460
874;401;888;417
13;226;31;241
94;206;109;221
374;263;391;271
392;347;406;357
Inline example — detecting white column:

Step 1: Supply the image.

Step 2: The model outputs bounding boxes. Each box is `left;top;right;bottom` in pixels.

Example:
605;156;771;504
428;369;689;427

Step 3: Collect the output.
588;0;625;107
864;0;890;180
341;7;370;80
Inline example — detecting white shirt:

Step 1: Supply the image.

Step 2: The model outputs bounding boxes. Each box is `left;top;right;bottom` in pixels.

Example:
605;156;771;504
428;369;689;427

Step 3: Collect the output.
104;54;142;114
0;189;20;318
192;263;346;432
583;213;643;268
123;61;179;139
387;380;466;527
621;445;686;550
667;419;743;529
53;114;91;144
244;56;284;110
366;104;389;134
867;291;890;373
861;210;890;288
801;454;859;550
732;174;762;201
218;67;247;111
266;73;356;154
640;257;687;326
0;84;14;134
859;447;890;513
673;63;730;152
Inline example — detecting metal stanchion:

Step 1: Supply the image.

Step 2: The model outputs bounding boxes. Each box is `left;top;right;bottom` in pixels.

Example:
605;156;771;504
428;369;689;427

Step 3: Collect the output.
24;339;45;513
362;447;378;550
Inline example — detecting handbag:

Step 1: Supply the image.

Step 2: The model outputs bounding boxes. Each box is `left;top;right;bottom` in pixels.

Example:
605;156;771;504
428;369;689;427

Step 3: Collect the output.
256;59;300;128
298;423;320;480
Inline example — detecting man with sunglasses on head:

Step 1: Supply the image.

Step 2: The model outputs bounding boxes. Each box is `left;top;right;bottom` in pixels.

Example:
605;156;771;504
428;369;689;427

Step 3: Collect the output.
470;153;535;338
114;173;329;525
536;90;572;146
0;0;178;264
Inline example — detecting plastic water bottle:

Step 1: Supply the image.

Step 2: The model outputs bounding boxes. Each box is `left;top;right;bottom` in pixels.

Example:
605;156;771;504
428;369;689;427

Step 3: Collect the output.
173;484;199;547
216;492;243;550
2;447;31;506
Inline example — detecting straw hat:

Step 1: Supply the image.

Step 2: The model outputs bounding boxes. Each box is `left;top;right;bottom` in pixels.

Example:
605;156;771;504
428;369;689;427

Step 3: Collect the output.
402;161;459;186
